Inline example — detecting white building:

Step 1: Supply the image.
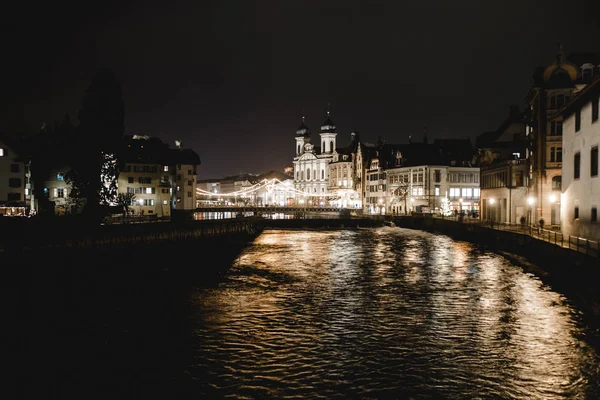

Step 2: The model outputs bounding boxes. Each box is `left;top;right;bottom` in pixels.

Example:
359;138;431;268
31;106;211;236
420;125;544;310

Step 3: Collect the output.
293;114;336;205
0;136;26;215
559;77;600;241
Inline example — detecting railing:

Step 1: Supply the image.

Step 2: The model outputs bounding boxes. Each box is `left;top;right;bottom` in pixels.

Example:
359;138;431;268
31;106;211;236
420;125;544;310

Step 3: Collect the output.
477;220;599;259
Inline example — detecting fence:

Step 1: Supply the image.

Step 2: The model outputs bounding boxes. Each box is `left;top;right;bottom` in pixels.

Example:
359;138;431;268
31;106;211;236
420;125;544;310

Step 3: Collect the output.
474;219;600;259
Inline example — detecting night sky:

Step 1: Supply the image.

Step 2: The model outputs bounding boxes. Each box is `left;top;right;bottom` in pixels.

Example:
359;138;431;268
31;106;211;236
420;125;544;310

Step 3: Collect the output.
2;0;599;179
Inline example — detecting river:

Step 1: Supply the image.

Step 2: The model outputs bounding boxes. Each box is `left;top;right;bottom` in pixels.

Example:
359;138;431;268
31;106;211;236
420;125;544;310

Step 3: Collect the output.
186;227;600;399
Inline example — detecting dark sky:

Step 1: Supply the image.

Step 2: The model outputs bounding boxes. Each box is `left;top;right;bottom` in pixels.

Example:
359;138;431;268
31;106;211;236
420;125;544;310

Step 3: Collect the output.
2;0;599;178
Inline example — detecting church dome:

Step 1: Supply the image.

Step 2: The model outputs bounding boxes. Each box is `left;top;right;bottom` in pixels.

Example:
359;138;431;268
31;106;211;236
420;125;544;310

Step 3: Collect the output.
295;117;310;137
320;113;336;133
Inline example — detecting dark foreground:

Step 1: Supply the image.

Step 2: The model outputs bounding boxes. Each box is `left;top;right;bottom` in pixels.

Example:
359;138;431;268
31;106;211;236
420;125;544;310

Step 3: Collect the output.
4;226;600;399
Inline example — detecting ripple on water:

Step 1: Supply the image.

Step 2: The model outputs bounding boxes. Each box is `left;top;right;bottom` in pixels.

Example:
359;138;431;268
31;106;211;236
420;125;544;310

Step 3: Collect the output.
189;228;600;399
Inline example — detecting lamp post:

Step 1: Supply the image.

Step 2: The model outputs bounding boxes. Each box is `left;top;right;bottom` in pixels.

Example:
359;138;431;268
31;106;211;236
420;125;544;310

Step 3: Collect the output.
527;196;535;226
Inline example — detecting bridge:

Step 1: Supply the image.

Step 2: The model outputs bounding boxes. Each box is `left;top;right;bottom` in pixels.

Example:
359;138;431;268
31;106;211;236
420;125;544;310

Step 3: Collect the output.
194;206;357;214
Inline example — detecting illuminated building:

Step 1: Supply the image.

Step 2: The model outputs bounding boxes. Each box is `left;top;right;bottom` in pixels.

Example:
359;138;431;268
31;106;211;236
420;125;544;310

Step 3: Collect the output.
477;106;529;223
525;48;599;226
557;76;600;241
293;113;335;204
0;136;26;216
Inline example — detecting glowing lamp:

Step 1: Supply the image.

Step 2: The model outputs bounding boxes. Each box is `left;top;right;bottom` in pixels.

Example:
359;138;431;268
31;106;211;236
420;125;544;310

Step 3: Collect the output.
527;197;535;206
489;198;495;205
549;194;556;203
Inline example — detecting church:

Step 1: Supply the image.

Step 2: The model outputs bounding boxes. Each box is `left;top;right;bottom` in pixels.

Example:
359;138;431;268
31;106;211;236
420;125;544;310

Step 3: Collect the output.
292;112;338;206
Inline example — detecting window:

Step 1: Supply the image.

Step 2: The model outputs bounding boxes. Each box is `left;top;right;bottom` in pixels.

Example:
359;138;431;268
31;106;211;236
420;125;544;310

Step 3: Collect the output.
177;185;180;192
306;168;311;181
474;188;480;198
188;169;192;175
552;176;561;190
188;191;192;197
57;188;64;198
322;141;325;151
163;200;168;205
8;178;21;188
592;147;599;177
330;141;334;152
176;175;181;181
434;187;440;196
592;207;598;222
575;109;581;132
297;145;301;154
128;177;134;183
574;152;581;179
187;180;192;186
550;146;562;162
11;163;19;173
434;170;441;183
550;121;563;136
138;177;151;184
593;97;599;123
0;148;4;156
57;173;64;181
574;206;579;219
321;169;324;180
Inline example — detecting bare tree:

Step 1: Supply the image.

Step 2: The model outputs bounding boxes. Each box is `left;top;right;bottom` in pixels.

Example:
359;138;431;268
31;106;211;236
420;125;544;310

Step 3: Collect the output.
116;193;136;218
390;182;410;215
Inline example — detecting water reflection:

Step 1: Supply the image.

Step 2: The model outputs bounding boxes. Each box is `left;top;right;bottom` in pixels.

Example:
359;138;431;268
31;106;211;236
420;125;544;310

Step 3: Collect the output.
189;227;600;398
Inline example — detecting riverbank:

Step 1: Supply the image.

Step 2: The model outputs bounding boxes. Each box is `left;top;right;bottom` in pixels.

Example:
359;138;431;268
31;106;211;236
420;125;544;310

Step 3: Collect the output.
393;215;600;334
2;229;258;399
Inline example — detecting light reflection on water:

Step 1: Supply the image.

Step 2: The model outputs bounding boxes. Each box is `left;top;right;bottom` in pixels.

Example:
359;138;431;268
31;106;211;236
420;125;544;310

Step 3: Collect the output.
190;227;600;398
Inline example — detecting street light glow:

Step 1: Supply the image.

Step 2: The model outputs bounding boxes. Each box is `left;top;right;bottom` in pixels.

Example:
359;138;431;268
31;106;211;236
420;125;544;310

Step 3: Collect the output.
527;197;535;205
489;198;495;205
549;194;556;203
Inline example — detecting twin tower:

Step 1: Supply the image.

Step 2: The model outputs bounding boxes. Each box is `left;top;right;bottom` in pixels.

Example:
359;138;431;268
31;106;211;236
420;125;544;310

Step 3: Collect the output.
294;111;337;157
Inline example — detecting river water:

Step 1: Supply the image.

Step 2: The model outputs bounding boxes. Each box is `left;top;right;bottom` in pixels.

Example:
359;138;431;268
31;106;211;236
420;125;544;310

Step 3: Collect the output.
187;227;600;399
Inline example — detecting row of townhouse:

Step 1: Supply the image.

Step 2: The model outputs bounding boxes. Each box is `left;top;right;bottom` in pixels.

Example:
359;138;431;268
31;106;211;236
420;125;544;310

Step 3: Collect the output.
0;133;200;217
291;111;480;214
475;49;599;237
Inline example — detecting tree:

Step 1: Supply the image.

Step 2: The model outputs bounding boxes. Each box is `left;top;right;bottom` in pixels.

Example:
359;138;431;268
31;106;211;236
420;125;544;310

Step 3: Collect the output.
116;193;136;218
72;68;125;221
390;182;410;215
440;195;452;216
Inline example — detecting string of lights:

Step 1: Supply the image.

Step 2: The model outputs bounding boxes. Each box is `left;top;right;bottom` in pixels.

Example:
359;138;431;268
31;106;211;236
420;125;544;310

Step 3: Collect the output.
196;178;342;198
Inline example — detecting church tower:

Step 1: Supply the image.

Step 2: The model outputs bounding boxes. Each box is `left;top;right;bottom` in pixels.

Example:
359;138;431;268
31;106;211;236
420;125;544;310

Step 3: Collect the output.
319;108;337;154
295;116;310;156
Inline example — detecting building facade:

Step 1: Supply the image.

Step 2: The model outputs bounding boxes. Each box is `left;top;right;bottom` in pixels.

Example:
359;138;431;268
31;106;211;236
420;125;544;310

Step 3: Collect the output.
559;77;600;241
477;106;530;224
293;114;336;205
526;50;599;226
0;137;26;215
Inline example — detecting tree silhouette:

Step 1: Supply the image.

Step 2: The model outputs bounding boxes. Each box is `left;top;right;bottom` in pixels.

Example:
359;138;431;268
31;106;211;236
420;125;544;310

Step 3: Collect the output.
70;68;125;220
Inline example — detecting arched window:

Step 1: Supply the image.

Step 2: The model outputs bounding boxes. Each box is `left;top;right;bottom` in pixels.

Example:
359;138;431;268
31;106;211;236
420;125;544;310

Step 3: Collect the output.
307;168;311;181
552;176;561;190
301;170;304;180
296;171;299;180
322;141;325;151
330;141;334;152
297;144;300;155
321;169;324;180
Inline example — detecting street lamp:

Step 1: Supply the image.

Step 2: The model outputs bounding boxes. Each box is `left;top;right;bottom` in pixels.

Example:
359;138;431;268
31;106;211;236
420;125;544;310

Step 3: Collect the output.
549;194;556;203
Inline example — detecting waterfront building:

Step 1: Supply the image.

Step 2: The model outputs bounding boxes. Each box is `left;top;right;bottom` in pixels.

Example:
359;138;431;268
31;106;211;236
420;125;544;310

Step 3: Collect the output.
364;137;479;215
119;135;200;217
42;167;75;215
328;131;361;208
525;49;599;226
293;114;335;205
477;106;530;224
557;76;600;241
0;136;27;216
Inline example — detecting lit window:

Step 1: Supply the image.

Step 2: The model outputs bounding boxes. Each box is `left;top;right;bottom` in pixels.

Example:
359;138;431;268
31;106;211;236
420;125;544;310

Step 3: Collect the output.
164;165;169;172
163;200;168;205
57;188;64;198
57;173;64;182
145;187;152;194
25;188;29;196
177;186;180;192
0;148;4;156
434;187;440;196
